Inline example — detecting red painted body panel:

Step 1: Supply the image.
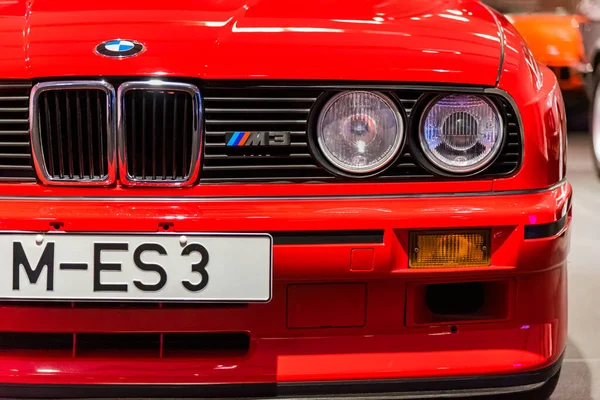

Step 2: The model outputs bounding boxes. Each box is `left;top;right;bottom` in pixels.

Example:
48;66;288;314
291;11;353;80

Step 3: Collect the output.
494;11;568;192
0;0;571;393
1;0;502;85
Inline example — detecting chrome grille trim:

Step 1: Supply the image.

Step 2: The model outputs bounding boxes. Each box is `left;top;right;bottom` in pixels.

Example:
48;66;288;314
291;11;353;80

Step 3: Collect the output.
117;81;202;187
30;81;116;186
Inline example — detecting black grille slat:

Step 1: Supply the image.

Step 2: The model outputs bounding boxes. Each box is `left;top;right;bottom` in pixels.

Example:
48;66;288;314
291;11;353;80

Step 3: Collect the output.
0;142;30;147
0;119;28;124
141;93;147;179
152;92;157;179
206;119;307;124
182;95;189;178
206;164;320;171
97;91;105;177
75;92;84;178
203;96;318;102
172;94;178;179
0;165;34;170
0;130;29;135
162;93;168;179
65;92;74;178
54;91;64;178
43;95;55;177
0;96;28;101
130;91;137;178
0;153;30;158
205;108;311;113
35;86;109;182
204;154;312;160
86;92;94;177
122;86;197;184
0;107;28;112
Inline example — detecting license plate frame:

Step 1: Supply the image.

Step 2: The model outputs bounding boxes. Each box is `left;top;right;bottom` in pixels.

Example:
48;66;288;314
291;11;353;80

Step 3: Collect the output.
2;231;273;303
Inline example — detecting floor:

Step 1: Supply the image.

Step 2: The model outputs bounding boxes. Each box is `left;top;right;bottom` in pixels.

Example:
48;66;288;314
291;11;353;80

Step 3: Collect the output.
546;132;598;399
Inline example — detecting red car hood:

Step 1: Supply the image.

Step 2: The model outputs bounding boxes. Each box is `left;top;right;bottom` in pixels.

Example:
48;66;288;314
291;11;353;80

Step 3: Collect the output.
0;0;502;85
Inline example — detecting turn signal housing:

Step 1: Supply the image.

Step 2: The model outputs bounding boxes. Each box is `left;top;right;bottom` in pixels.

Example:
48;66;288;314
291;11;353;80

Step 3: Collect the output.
409;230;491;268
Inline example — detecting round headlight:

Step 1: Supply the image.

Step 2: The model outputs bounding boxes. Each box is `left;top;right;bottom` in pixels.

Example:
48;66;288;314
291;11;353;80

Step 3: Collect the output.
420;94;503;173
317;91;404;174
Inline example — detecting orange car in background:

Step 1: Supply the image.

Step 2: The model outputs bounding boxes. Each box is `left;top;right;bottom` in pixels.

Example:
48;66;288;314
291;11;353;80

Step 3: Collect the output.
507;12;588;93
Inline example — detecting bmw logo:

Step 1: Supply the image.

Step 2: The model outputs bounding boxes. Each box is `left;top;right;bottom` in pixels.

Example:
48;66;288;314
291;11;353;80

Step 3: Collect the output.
95;39;145;58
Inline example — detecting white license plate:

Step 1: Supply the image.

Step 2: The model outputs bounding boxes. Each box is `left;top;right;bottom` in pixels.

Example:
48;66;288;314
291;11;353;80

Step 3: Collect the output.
2;233;272;302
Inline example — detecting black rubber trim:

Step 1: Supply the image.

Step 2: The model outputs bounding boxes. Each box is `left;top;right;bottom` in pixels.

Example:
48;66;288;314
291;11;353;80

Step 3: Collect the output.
0;353;563;399
280;353;563;396
0;382;276;399
524;214;568;239
271;230;384;245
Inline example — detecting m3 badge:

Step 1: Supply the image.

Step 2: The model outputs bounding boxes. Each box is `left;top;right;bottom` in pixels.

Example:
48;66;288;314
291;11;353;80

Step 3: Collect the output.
226;131;291;147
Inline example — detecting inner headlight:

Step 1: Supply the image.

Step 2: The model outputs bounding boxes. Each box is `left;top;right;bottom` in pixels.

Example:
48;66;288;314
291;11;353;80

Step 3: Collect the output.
317;91;404;174
420;94;503;173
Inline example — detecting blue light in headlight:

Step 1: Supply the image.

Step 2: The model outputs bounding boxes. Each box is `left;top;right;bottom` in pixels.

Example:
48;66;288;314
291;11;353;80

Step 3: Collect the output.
420;94;503;173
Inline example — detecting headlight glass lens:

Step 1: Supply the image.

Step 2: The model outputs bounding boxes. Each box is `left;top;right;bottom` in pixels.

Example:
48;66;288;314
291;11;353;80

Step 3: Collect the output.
420;94;503;173
317;91;404;174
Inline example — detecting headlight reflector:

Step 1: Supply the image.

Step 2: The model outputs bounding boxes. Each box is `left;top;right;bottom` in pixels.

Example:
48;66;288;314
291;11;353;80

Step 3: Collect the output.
317;91;404;174
420;94;503;173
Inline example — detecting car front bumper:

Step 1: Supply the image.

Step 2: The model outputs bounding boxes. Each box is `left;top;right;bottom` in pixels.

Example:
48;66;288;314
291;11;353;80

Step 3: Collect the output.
0;181;571;397
0;354;563;399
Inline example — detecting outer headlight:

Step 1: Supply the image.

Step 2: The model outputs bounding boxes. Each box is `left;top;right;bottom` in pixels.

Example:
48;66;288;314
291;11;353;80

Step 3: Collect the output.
317;91;404;174
420;94;503;173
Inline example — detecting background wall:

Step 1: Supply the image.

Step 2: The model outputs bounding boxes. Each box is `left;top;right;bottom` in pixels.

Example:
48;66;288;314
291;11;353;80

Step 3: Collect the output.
483;0;580;13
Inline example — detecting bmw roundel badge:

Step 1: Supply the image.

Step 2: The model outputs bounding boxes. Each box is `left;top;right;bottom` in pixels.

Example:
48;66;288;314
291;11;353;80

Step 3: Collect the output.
95;39;145;58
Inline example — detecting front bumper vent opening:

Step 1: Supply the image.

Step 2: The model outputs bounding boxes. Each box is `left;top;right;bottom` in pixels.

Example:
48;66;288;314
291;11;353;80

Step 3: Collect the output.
426;283;485;316
77;333;161;356
163;332;251;357
75;333;164;358
119;82;201;187
31;82;115;185
410;281;511;325
0;332;250;358
0;332;72;351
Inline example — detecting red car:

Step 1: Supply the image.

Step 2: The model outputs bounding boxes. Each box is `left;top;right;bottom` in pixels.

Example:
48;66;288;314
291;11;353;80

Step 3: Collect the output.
0;0;570;399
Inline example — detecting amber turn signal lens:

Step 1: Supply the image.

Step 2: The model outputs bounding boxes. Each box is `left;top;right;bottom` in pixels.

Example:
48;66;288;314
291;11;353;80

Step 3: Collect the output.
409;230;491;268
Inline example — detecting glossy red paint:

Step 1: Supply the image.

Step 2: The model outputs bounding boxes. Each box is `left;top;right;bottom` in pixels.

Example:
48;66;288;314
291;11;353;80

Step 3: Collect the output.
0;0;571;396
1;0;502;85
494;10;569;192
